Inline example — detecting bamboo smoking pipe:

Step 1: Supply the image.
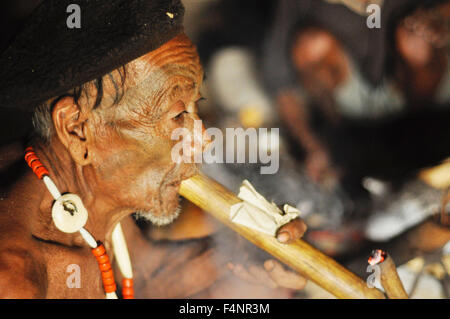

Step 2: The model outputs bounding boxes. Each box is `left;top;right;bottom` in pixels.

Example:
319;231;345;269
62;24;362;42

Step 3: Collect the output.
369;250;409;299
179;173;385;299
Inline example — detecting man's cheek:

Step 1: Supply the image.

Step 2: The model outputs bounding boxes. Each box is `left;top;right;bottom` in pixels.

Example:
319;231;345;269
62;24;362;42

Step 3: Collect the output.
94;150;142;182
141;135;177;165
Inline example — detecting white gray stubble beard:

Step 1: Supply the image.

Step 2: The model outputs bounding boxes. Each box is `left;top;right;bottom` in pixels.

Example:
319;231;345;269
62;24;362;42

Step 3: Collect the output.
135;205;181;226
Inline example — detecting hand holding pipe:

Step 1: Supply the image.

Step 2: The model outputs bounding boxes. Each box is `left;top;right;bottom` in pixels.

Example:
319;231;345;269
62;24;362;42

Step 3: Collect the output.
179;173;385;299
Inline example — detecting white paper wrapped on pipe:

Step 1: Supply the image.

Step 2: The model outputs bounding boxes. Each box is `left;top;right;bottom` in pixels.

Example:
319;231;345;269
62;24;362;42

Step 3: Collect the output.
230;180;300;236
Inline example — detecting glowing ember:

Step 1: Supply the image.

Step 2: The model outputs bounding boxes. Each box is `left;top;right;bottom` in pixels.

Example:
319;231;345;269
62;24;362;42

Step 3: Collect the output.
368;249;387;265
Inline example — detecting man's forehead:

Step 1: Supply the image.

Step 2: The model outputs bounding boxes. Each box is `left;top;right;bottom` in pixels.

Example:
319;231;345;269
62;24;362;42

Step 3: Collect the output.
125;33;203;88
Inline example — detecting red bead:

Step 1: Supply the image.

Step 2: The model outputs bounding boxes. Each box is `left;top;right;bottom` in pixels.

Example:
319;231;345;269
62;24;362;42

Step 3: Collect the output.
25;154;39;166
122;278;133;288
92;244;106;257
122;278;134;299
104;283;117;293
24;148;49;179
101;269;114;280
24;148;35;161
35;167;49;179
98;262;111;272
24;146;34;153
102;276;115;286
122;287;134;299
96;254;109;265
30;160;44;172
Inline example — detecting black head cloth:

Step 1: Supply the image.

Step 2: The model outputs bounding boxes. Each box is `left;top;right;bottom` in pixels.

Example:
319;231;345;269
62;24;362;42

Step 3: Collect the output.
0;0;185;109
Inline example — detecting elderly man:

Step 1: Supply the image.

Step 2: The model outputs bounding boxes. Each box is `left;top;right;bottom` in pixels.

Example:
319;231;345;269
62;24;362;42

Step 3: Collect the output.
0;0;306;298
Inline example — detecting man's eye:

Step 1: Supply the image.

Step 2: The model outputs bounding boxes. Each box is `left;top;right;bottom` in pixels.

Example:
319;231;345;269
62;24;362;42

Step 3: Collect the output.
173;110;188;121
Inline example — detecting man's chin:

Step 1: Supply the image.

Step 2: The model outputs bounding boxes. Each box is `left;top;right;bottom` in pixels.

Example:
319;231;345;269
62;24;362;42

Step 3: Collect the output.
135;205;181;226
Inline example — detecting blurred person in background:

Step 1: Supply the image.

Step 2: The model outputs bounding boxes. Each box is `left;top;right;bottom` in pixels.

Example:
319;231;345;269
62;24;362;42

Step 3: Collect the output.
264;0;450;185
263;0;450;241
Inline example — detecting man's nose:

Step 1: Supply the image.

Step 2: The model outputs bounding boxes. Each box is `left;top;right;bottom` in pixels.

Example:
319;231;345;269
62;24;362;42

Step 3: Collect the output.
186;113;211;157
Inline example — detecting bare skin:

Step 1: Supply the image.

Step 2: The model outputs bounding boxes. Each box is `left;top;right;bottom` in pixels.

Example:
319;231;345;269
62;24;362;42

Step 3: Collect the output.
0;34;307;298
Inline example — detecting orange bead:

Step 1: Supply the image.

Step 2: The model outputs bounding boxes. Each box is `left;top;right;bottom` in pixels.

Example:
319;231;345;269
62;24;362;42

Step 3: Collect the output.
122;278;134;299
96;254;109;265
25;146;34;153
34;166;49;179
122;278;133;288
24;149;35;161
101;269;114;280
104;283;117;293
98;262;111;272
102;276;116;286
24;148;49;179
122;287;134;299
25;154;39;166
92;244;106;257
30;160;43;171
103;283;117;292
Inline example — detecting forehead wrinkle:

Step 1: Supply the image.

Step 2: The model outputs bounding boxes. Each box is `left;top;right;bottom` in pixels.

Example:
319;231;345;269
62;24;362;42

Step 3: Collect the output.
128;60;202;97
145;38;200;67
126;55;201;96
126;37;202;88
125;65;201;118
109;35;203;125
170;78;197;101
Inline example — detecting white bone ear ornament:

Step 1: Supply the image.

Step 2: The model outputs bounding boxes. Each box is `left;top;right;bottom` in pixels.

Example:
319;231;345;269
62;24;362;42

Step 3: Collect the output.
230;180;301;236
52;193;88;233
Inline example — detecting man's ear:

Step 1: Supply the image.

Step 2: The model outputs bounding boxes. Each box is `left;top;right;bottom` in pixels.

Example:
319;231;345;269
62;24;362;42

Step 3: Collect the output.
52;97;91;166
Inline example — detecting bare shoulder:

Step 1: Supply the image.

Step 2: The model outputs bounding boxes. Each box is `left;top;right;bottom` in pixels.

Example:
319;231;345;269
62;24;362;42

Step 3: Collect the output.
0;240;47;298
0;142;47;298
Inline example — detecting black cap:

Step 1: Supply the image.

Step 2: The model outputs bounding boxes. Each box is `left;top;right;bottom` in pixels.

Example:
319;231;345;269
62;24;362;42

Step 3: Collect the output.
0;0;185;109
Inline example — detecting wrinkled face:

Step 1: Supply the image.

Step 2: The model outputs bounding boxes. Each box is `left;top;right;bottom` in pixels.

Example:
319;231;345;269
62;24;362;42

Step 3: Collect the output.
85;34;206;225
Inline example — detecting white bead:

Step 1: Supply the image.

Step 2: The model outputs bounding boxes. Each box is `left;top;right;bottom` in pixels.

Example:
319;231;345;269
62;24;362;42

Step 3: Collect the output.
112;223;133;278
43;176;62;200
106;292;118;299
51;193;88;233
79;227;97;248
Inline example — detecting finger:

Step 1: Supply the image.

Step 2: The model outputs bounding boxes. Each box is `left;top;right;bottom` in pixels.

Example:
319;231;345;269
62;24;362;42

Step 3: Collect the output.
247;265;278;289
264;260;307;290
227;263;259;285
277;218;307;243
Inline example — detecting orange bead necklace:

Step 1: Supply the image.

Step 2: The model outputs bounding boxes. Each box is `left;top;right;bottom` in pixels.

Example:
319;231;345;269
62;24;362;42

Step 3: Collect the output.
25;147;134;299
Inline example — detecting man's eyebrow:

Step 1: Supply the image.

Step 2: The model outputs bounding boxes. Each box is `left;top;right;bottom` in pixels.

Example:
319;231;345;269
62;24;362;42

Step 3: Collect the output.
169;82;196;97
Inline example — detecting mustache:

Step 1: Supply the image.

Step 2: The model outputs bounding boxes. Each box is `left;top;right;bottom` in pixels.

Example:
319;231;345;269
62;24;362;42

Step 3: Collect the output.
134;205;181;226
